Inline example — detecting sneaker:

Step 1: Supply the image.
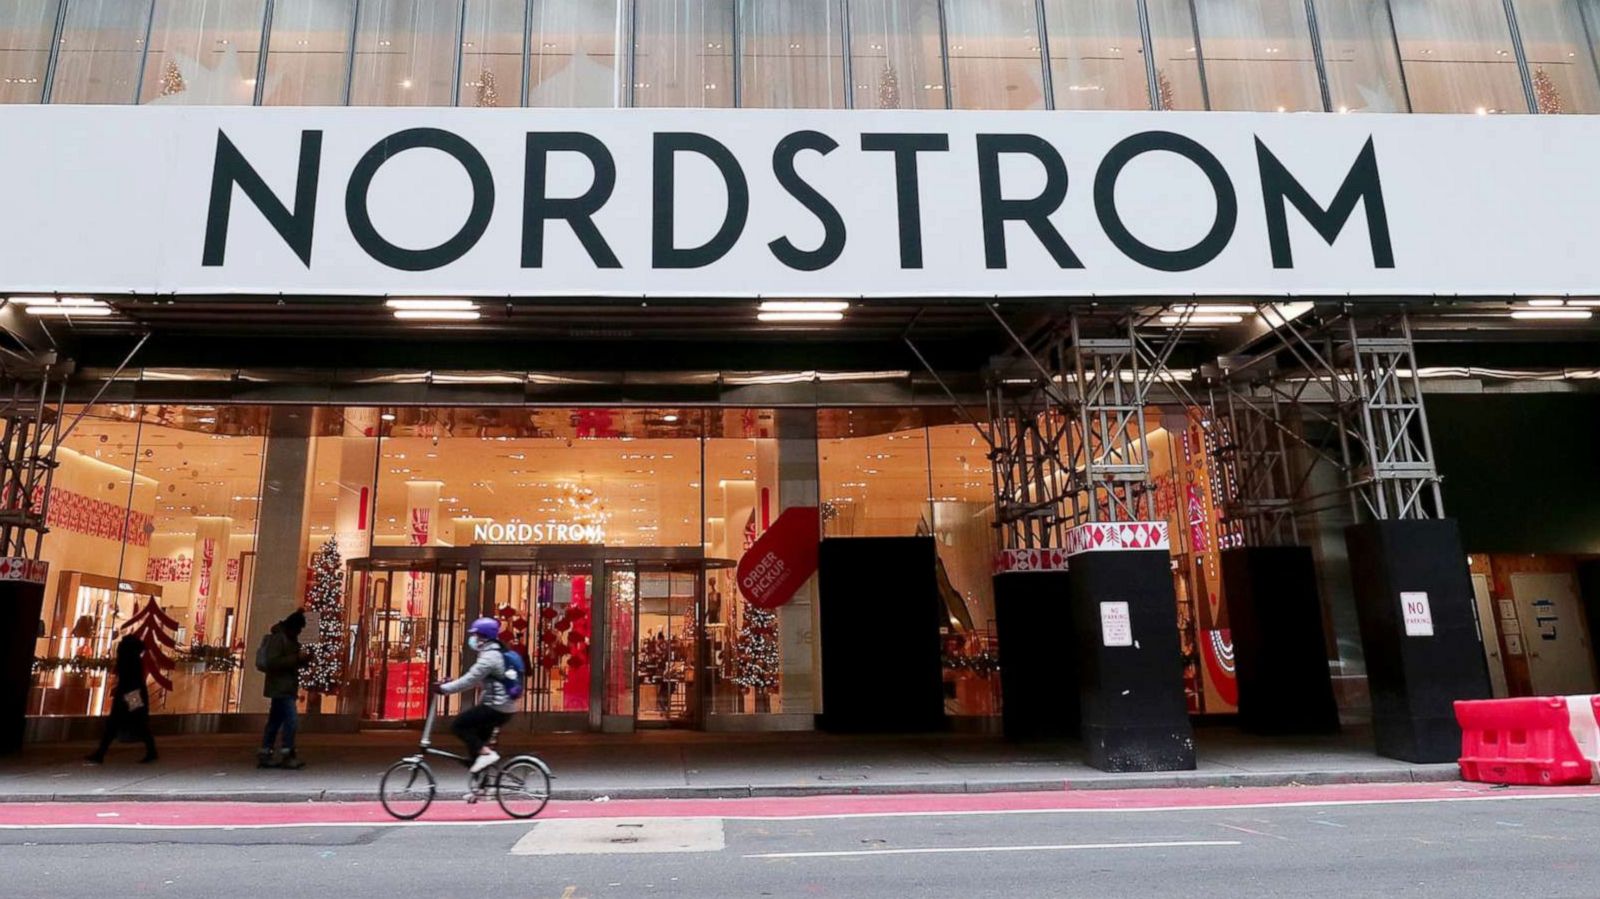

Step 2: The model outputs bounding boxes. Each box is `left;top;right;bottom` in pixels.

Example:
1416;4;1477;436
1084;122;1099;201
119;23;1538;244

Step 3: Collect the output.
84;753;104;765
469;750;500;775
256;750;277;769
277;751;305;770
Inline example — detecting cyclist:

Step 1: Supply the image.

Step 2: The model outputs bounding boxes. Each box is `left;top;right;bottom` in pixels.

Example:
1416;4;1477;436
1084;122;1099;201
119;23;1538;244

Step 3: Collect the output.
433;617;517;778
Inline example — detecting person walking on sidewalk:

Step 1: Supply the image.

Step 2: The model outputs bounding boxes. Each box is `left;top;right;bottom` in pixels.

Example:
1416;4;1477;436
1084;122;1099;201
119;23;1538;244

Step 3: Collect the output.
257;610;309;770
85;634;157;764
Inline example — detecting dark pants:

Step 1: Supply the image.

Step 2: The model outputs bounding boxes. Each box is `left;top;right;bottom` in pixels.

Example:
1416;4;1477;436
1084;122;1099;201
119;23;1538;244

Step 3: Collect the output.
92;693;155;760
451;705;510;759
261;695;298;752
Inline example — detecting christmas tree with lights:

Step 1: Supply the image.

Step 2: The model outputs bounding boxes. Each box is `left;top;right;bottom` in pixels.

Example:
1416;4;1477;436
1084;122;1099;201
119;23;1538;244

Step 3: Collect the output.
159;58;186;98
1157;69;1175;111
1534;66;1563;114
878;63;900;110
732;604;780;711
476;68;500;108
302;538;346;693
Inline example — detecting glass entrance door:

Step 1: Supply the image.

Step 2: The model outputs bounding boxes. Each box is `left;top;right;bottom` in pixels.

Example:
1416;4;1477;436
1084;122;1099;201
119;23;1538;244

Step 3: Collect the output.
350;560;467;723
482;562;596;721
603;560;704;729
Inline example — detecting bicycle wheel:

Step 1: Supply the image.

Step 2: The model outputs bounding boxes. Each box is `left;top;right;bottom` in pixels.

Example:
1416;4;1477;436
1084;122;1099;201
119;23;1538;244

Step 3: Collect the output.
379;759;436;820
495;756;551;819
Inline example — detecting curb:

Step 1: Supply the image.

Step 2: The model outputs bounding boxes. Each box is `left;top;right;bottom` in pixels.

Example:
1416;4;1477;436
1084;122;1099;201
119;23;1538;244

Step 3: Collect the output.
0;766;1462;803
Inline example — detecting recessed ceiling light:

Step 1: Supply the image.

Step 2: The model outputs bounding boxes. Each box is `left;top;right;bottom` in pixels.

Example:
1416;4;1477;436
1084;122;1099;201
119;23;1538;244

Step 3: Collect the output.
759;300;849;313
758;311;844;323
1511;309;1592;320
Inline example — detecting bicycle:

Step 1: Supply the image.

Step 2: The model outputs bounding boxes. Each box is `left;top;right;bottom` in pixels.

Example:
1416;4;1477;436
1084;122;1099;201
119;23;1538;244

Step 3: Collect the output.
379;697;552;821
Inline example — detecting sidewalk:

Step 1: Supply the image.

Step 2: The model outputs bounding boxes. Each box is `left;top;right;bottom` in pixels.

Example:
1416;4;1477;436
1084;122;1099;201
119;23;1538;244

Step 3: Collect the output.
0;726;1458;803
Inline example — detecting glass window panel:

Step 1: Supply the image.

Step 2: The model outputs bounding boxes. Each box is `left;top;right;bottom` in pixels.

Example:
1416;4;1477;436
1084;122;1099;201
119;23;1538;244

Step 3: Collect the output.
263;0;355;106
819;426;931;538
849;0;944;109
1513;0;1600;113
1311;0;1409;112
738;0;845;109
139;0;267;105
926;423;998;718
349;0;460;106
34;405;269;718
945;0;1046;110
1389;0;1525;113
1145;0;1207;109
1192;0;1321;111
1041;0;1150;110
0;1;61;104
461;0;524;107
633;0;734;108
529;0;623;107
50;0;153;104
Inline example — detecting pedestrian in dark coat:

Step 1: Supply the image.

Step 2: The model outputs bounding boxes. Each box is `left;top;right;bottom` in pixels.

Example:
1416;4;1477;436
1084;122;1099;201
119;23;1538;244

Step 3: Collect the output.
85;634;157;764
258;610;308;769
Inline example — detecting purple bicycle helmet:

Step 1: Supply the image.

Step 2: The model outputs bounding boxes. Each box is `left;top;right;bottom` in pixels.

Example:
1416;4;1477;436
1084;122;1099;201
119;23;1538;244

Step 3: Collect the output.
467;617;501;641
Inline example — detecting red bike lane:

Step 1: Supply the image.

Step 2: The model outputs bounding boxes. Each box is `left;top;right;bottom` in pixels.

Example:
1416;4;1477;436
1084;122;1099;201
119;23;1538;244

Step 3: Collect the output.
1;782;1595;830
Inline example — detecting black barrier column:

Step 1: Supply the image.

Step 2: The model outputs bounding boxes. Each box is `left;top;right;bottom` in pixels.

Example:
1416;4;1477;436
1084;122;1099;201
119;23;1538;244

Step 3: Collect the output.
1205;353;1340;736
1334;316;1489;762
1061;316;1194;772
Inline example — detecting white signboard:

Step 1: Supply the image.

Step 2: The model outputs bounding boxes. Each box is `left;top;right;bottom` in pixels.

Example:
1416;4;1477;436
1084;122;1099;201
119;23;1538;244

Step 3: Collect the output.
471;521;604;544
1;107;1598;298
1401;591;1434;637
1100;601;1133;648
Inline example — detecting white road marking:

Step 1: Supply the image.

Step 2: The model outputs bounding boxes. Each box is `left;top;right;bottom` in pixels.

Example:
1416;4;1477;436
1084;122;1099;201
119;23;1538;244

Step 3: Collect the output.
510;818;725;855
744;839;1242;859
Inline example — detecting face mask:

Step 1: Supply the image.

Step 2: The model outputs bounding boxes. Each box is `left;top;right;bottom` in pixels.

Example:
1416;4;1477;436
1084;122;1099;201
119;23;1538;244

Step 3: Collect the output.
467;635;481;652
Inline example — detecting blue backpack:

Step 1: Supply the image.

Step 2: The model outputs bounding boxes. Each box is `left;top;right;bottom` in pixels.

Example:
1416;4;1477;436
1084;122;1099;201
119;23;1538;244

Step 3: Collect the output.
498;646;527;701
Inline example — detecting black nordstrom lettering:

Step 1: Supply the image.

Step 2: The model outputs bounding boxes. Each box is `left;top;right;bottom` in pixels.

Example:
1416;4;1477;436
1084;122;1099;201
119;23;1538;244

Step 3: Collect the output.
652;133;750;269
860;133;950;269
345;128;495;272
975;134;1082;270
1256;136;1394;269
202;130;322;268
1094;131;1237;272
523;132;621;269
769;130;846;272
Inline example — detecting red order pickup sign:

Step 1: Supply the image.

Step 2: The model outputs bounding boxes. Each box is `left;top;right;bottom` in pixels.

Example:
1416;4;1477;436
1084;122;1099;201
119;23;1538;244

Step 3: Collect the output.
736;506;821;610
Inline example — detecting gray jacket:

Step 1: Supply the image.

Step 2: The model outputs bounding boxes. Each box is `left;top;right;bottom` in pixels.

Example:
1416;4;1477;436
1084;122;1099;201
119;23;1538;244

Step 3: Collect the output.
439;643;517;712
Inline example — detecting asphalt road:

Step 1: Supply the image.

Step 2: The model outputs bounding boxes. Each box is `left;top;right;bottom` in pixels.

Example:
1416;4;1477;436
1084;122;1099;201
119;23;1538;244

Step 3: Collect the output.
4;790;1598;898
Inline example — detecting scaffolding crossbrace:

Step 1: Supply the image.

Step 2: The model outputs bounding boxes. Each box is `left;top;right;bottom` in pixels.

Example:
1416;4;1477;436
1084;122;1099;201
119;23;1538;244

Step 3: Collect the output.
974;310;1197;552
0;359;68;560
1204;308;1444;531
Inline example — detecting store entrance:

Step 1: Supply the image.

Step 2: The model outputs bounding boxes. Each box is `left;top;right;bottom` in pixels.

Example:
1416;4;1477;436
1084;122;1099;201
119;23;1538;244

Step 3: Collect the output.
347;545;731;732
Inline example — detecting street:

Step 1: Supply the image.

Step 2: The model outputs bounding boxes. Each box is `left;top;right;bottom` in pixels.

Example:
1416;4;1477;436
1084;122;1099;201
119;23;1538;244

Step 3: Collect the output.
2;785;1597;898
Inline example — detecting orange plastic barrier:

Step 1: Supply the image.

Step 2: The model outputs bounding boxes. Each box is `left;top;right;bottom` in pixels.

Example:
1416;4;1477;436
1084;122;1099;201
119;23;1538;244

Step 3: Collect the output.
1455;696;1594;786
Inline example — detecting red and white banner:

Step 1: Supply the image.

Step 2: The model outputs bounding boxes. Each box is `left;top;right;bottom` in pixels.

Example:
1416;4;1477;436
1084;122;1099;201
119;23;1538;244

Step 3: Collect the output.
993;547;1070;574
1065;521;1171;556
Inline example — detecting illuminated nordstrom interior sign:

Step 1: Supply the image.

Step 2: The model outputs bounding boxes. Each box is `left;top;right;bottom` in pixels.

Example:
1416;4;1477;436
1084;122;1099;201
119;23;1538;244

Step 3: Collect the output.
471;521;605;545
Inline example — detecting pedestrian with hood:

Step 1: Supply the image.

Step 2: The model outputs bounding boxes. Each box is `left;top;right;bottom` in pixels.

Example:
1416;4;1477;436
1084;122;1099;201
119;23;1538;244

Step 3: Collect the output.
256;610;309;769
85;633;157;764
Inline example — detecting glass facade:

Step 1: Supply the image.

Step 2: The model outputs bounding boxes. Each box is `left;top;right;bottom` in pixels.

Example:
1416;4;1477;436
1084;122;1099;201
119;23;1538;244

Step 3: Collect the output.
26;402;1039;727
15;0;1600;113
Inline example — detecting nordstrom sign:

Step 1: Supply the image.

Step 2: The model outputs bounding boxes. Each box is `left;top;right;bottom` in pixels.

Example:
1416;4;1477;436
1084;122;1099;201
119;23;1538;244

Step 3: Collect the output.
472;521;605;545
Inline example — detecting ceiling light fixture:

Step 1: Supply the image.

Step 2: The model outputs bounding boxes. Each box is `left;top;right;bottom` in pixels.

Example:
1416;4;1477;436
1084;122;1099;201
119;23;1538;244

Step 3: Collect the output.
1158;314;1243;325
393;309;481;321
1167;304;1257;315
1510;309;1593;321
758;311;845;323
17;296;113;316
758;300;850;313
386;298;477;311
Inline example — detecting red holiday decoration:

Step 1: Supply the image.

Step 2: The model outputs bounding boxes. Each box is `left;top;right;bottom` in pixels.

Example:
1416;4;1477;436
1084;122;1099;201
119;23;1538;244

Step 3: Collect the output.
120;597;179;691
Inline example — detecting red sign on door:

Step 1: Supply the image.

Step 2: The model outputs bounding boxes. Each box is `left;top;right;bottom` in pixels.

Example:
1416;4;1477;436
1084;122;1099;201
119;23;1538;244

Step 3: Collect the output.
736;506;820;610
